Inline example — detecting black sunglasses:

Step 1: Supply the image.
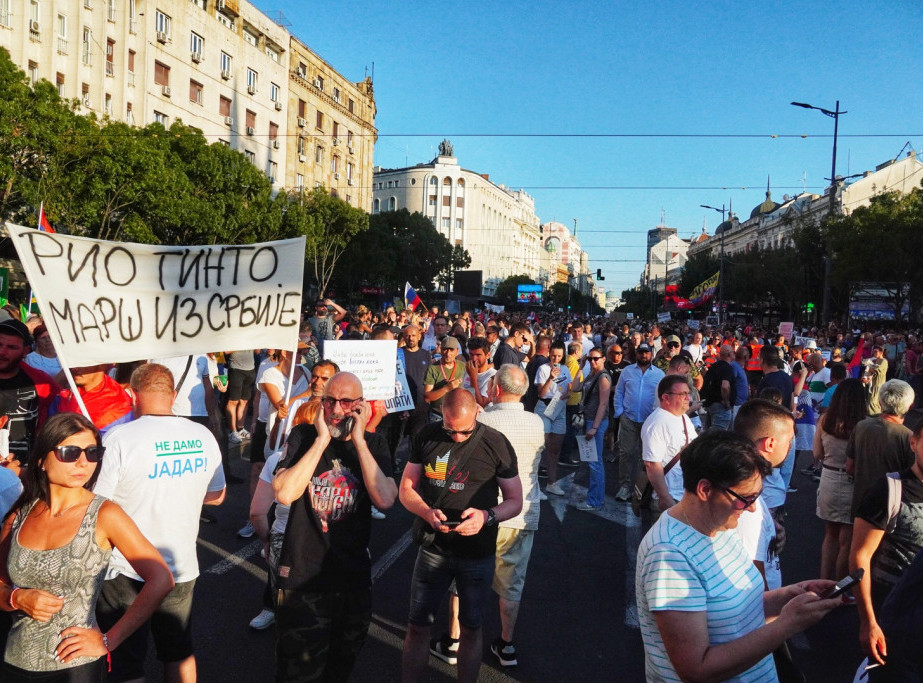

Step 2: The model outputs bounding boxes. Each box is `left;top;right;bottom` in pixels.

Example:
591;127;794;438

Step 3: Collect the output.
721;486;761;510
54;445;105;463
443;426;477;437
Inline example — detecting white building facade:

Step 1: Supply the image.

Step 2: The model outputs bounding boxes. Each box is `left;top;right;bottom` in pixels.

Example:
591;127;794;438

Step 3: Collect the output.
372;143;543;295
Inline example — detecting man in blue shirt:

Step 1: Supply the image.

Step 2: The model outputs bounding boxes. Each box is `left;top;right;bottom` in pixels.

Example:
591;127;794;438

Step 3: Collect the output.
612;343;665;501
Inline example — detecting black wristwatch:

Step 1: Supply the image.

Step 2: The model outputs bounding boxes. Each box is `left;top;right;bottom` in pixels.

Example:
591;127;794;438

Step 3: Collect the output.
485;508;497;527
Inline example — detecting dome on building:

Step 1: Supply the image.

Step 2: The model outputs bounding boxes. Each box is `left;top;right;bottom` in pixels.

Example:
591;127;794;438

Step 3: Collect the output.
749;177;781;219
715;219;734;235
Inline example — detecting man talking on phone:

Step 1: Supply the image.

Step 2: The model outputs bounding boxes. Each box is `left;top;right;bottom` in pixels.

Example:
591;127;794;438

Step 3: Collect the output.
400;389;522;683
272;372;397;682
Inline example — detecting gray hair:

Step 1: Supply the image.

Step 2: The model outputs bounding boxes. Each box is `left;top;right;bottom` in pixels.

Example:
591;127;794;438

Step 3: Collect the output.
567;341;583;357
495;363;528;397
879;379;915;417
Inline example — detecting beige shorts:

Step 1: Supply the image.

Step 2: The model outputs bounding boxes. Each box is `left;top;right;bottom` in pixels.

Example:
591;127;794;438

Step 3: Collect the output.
492;527;535;602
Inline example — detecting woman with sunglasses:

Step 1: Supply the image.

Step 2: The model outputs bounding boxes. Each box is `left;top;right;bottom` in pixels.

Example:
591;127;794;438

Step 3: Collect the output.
570;347;611;510
0;413;173;682
636;430;843;682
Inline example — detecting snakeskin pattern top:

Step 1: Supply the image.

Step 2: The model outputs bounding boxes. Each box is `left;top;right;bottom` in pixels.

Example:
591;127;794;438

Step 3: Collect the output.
5;495;111;672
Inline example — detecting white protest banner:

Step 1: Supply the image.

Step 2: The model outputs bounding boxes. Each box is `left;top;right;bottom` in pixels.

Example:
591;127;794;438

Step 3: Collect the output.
687;319;700;330
322;340;397;401
7;225;305;366
578;434;598;463
657;311;672;323
384;348;414;414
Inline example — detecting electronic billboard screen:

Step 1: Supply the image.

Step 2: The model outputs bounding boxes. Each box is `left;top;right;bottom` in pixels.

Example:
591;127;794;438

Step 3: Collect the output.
517;284;543;305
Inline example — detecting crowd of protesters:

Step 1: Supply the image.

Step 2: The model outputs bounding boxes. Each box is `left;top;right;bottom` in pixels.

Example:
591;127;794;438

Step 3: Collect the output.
1;291;923;681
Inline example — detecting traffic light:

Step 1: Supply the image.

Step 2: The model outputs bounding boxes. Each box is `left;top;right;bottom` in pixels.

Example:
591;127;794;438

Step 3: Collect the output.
596;268;604;281
805;302;815;313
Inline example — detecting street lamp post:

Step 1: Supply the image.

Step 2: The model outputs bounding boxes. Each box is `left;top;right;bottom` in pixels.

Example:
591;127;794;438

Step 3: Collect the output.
701;203;727;324
791;100;847;325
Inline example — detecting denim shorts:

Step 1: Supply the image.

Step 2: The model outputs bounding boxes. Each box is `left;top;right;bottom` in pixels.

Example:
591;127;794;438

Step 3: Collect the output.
407;547;495;629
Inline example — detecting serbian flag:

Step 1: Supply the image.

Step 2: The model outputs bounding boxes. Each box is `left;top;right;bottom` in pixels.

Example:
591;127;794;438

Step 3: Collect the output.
38;203;55;233
404;282;422;311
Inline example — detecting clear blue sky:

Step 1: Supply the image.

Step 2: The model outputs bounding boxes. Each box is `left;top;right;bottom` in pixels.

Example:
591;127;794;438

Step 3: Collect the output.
257;0;922;296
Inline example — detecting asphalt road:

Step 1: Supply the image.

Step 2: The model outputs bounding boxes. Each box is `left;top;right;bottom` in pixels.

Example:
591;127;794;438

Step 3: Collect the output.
140;440;864;682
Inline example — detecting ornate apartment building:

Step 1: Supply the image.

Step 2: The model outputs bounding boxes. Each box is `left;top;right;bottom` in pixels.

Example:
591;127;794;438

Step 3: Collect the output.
0;0;376;210
372;142;543;296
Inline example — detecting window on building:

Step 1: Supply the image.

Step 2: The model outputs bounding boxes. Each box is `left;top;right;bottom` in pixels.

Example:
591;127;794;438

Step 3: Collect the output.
347;130;354;147
333;87;340;103
154;61;170;87
219;95;231;117
315;110;323;130
442;218;450;228
297;99;306;118
219;138;229;146
265;45;279;62
331;156;338;173
268;122;278;141
56;73;65;97
297;137;305;155
443;195;451;206
243;28;258;47
428;195;436;207
245;150;255;163
128;50;135;72
217;12;233;30
387;181;392;188
191;0;205;9
316;75;324;91
190;32;203;57
56;14;67;53
155;10;171;37
389;197;396;211
332;121;339;139
0;0;11;28
106;39;114;76
269;161;277;181
189;79;203;104
220;51;231;73
373;198;380;213
395;180;400;187
154;110;168;125
126;102;133;123
106;0;115;21
348;98;354;114
270;82;279;102
297;61;307;76
346;163;353;181
456;197;464;208
315;146;323;164
457;178;465;187
430;177;438;185
246;68;257;91
245;109;256;129
82;27;92;65
443;177;452;186
456;219;463;231
105;93;112;116
81;82;90;103
30;0;38;22
296;174;304;192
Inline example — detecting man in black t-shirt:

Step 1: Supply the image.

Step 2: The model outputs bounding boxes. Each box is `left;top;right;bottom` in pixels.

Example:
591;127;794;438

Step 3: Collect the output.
400;389;522;683
523;336;550;412
272;372;397;682
701;345;736;430
492;322;534;370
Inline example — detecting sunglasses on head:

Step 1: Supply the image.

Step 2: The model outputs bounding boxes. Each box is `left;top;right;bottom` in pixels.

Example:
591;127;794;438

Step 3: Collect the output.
53;445;104;463
443;425;476;437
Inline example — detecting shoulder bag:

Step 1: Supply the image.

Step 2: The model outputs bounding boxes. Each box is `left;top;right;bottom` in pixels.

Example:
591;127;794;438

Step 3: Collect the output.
631;417;689;517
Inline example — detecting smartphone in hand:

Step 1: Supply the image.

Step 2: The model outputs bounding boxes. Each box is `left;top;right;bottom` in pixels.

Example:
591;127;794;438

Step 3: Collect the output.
822;568;864;599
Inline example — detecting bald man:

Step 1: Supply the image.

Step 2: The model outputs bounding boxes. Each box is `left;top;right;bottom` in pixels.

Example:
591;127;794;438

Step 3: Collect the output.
272;372;397;682
400;389;522;683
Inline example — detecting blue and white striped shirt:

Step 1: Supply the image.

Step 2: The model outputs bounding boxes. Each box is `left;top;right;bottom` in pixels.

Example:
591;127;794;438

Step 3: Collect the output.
636;512;777;683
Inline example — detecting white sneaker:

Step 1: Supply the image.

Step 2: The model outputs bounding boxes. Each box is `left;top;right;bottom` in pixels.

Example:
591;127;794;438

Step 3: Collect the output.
249;609;275;630
371;506;386;520
237;521;255;538
238;428;251;440
545;482;566;496
228;430;242;444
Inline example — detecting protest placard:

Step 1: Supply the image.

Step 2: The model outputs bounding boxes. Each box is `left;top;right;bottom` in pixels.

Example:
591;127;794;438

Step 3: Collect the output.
657;311;672;323
7;225;305;366
779;322;794;338
323;340;397;402
384;348;414;414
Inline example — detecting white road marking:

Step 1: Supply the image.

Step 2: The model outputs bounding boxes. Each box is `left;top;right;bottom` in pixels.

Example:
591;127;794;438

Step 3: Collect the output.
200;538;266;579
371;530;413;584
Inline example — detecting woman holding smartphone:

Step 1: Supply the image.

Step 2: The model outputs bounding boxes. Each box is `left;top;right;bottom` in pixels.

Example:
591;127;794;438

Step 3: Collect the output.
0;413;173;682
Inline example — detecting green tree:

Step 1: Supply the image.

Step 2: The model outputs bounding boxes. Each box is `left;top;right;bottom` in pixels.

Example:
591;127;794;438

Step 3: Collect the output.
827;189;923;323
616;286;654;319
494;274;538;303
296;187;368;297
